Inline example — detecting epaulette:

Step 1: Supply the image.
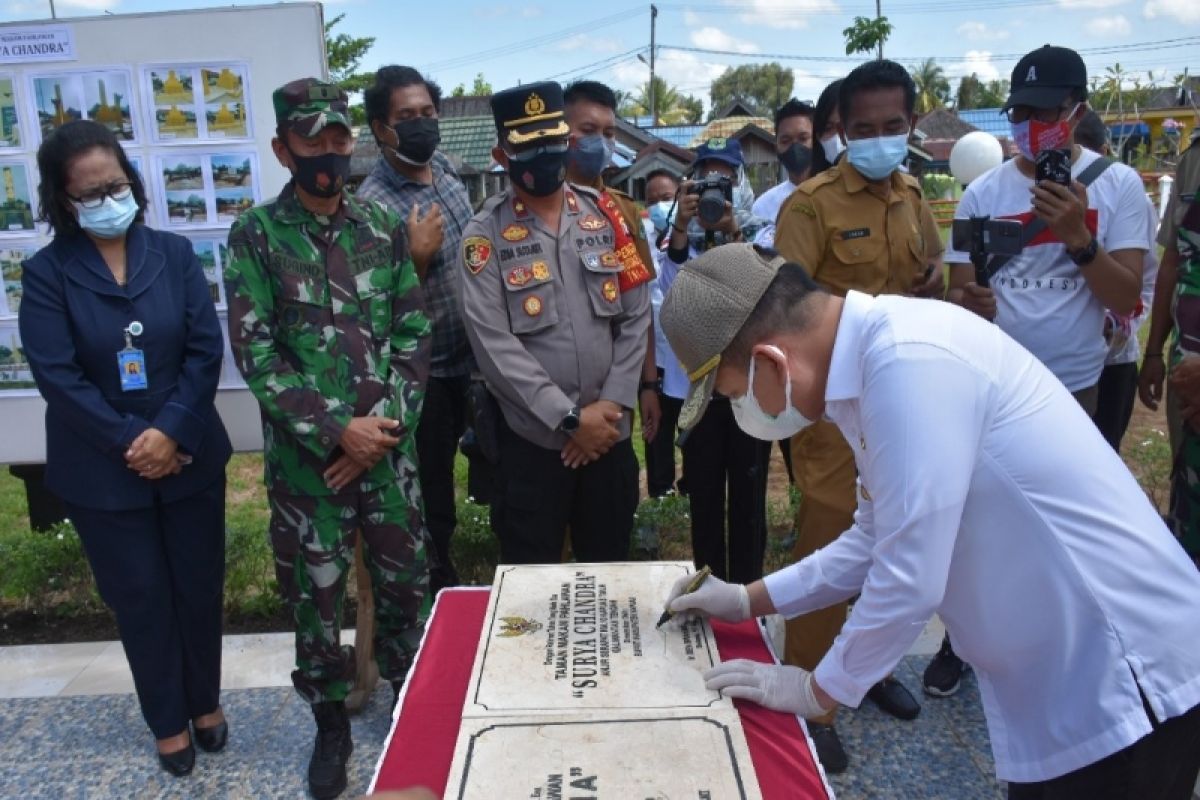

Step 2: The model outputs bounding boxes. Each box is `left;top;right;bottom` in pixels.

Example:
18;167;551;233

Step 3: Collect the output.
470;192;508;224
795;168;839;197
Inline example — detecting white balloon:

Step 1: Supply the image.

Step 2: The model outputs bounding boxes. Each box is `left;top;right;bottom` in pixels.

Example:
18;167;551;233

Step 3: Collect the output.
950;131;1004;186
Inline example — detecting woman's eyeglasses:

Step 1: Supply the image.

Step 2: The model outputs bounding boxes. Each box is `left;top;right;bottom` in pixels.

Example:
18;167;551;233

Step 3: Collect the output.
67;181;134;209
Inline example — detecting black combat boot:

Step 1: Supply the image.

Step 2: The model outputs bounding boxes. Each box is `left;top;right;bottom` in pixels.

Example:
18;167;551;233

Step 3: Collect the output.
308;700;353;799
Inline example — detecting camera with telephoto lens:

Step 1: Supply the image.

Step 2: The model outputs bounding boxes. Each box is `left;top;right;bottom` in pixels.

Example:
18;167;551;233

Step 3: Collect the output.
688;175;734;225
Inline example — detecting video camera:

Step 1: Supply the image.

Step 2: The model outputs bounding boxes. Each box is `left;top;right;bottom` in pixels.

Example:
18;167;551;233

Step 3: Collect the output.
687;175;733;226
951;216;1023;288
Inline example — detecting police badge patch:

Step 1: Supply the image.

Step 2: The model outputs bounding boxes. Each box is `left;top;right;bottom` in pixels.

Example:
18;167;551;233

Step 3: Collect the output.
579;215;608;231
463;236;493;275
501;223;530;242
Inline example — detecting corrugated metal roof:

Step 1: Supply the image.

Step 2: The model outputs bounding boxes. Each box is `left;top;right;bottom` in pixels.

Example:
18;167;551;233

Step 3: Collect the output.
957;108;1009;139
439;116;497;173
643;125;705;148
691;116;775;147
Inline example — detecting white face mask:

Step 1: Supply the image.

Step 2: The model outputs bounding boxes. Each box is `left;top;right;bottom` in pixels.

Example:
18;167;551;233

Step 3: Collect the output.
730;346;815;440
821;135;845;165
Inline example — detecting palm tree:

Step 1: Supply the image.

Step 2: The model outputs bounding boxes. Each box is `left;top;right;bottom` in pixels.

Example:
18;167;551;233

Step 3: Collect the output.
911;58;950;114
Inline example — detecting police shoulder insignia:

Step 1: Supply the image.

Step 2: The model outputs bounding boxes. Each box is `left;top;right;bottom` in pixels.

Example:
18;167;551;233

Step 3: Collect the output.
602;278;618;303
531;261;551;280
463;236;493;275
565;192;580;214
523;295;543;316
501;223;529;242
507;266;533;287
579;215;608;232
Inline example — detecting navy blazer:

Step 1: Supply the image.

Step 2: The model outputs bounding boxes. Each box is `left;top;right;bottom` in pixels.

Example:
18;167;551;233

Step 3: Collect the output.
20;224;232;511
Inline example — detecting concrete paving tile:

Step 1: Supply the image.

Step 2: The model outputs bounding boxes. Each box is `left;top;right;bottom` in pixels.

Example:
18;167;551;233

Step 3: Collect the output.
0;641;108;698
59;642;135;696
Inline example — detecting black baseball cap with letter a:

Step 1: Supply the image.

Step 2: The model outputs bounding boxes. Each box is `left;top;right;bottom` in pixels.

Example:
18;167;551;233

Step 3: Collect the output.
1001;45;1088;112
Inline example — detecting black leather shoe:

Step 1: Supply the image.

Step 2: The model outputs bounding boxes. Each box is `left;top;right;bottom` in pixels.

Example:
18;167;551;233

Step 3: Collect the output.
194;720;228;753
309;700;353;799
157;741;196;777
866;675;921;720
807;722;848;774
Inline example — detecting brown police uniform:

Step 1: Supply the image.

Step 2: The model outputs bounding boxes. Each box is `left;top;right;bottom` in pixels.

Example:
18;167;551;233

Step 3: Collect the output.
773;160;944;723
459;82;651;565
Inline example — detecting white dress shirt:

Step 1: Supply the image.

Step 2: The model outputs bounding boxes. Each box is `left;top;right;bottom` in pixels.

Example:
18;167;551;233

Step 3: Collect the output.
750;179;799;249
763;291;1200;782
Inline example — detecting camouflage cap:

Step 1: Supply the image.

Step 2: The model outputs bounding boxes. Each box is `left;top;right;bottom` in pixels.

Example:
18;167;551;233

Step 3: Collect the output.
273;78;351;137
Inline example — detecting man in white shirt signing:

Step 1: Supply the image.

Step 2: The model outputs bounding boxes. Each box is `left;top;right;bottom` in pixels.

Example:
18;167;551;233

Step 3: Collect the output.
660;242;1200;799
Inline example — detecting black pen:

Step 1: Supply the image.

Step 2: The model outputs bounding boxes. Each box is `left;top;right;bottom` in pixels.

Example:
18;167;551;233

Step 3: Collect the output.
656;565;712;628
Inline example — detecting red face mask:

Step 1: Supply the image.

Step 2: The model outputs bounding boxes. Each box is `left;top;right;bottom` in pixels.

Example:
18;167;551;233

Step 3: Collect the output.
1011;103;1078;161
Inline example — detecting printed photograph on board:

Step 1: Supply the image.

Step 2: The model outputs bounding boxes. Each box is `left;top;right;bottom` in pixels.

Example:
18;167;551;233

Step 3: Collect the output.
149;68;199;140
191;239;222;306
165;190;208;226
160;155;203;192
0;246;32;316
0;78;21;148
0;163;36;233
211;153;254;222
82;71;134;141
33;74;84;138
0;320;34;391
201;66;248;138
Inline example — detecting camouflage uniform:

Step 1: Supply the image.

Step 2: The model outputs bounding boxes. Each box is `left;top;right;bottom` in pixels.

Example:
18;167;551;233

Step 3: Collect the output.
225;89;432;704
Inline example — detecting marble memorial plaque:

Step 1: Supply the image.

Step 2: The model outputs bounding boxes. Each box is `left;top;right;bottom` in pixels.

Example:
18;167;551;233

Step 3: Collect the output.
464;562;728;715
444;712;763;799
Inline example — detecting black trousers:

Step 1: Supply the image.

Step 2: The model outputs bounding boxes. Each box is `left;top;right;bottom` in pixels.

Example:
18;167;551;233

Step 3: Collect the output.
491;419;639;564
67;478;226;740
680;397;770;584
416;373;470;592
1095;361;1139;452
1007;700;1200;800
645;388;683;497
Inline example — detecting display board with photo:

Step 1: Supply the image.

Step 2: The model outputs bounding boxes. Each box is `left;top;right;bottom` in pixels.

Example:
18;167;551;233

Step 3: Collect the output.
0;244;36;317
0;161;36;235
154;150;258;230
141;63;251;143
0;76;22;149
187;236;225;308
0;319;35;394
30;68;138;143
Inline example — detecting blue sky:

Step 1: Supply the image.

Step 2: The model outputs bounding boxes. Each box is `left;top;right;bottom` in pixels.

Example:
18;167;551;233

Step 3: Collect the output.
3;0;1197;109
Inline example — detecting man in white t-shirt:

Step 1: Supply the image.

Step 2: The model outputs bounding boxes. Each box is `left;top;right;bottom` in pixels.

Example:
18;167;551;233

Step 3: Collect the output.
752;99;815;248
946;45;1145;416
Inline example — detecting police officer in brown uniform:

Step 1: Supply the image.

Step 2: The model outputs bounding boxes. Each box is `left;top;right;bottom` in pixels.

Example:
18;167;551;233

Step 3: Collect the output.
771;59;942;772
459;81;651;564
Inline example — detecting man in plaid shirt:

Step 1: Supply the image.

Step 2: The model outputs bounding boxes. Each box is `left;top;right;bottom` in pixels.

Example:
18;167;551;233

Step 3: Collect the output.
358;65;475;593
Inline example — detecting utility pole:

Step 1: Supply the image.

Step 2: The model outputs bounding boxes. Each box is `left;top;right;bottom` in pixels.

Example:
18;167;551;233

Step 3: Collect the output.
876;0;883;60
649;4;658;125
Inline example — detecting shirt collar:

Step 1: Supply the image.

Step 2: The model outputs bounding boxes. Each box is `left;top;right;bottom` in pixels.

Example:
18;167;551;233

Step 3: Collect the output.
271;180;365;226
372;150;450;192
825;290;873;403
838;161;906;200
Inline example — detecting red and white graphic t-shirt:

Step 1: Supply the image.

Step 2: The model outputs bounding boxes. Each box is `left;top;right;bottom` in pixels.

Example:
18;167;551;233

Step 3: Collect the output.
946;148;1149;391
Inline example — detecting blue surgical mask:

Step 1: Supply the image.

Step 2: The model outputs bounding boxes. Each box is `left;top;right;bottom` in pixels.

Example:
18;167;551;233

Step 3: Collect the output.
846;132;909;181
821;135;845;165
567;134;612;182
730;346;815;441
648;199;675;234
74;193;138;239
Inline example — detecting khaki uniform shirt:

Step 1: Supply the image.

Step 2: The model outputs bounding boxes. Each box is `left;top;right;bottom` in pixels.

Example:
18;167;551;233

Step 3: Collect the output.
459;185;651;450
774;162;944;297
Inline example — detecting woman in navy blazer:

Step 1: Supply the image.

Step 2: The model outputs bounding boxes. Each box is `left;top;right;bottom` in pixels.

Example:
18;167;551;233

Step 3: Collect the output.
19;121;232;776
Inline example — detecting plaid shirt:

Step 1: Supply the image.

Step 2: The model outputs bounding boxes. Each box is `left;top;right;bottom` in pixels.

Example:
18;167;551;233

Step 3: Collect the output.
358;151;474;377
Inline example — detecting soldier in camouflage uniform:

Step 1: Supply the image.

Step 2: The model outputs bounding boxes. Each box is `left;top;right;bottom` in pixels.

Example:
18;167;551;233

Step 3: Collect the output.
223;78;431;800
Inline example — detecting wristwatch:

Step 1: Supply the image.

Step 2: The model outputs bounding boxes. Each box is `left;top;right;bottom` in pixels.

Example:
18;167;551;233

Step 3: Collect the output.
1067;237;1099;266
639;379;662;393
560;406;581;434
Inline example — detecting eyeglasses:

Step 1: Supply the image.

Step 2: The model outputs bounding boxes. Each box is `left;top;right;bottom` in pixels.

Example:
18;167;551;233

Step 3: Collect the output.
507;142;569;163
1004;103;1079;124
66;181;133;209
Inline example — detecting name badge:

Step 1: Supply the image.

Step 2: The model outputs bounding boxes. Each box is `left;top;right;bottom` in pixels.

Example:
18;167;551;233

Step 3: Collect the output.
840;228;871;240
118;348;148;391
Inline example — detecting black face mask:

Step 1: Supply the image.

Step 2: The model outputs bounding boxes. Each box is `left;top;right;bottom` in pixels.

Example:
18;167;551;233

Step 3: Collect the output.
289;147;350;199
507;149;567;197
390;117;440;166
779;142;813;178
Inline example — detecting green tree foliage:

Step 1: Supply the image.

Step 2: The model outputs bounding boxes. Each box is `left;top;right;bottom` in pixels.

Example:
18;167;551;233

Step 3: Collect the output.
843;16;893;58
325;13;376;125
708;63;794;119
620;76;704;125
911;58;951;114
451;73;494;98
956;73;1010;109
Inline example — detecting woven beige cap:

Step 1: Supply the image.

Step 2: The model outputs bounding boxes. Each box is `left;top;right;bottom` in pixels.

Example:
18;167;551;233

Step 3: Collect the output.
660;243;785;430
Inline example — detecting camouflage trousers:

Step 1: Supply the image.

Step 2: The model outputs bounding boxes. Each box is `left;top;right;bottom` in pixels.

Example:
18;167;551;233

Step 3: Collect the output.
1169;429;1200;563
268;480;429;704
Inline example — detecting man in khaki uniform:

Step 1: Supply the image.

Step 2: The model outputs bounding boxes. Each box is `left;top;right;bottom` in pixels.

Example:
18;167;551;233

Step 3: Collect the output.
459;81;651;565
772;58;943;773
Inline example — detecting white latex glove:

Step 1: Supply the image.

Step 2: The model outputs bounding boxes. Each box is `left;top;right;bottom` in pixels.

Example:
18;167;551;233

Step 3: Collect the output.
704;659;836;719
665;572;751;623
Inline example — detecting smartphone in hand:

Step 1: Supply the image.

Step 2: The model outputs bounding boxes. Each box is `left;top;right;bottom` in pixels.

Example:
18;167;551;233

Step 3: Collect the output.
1035;148;1072;187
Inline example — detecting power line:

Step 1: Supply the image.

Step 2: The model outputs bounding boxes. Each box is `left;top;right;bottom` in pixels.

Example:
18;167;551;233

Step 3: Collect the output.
424;7;647;72
656;0;1068;16
545;48;647;81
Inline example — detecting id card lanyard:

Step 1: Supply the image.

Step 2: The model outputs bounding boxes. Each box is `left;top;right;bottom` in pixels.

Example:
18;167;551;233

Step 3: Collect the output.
117;321;147;392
